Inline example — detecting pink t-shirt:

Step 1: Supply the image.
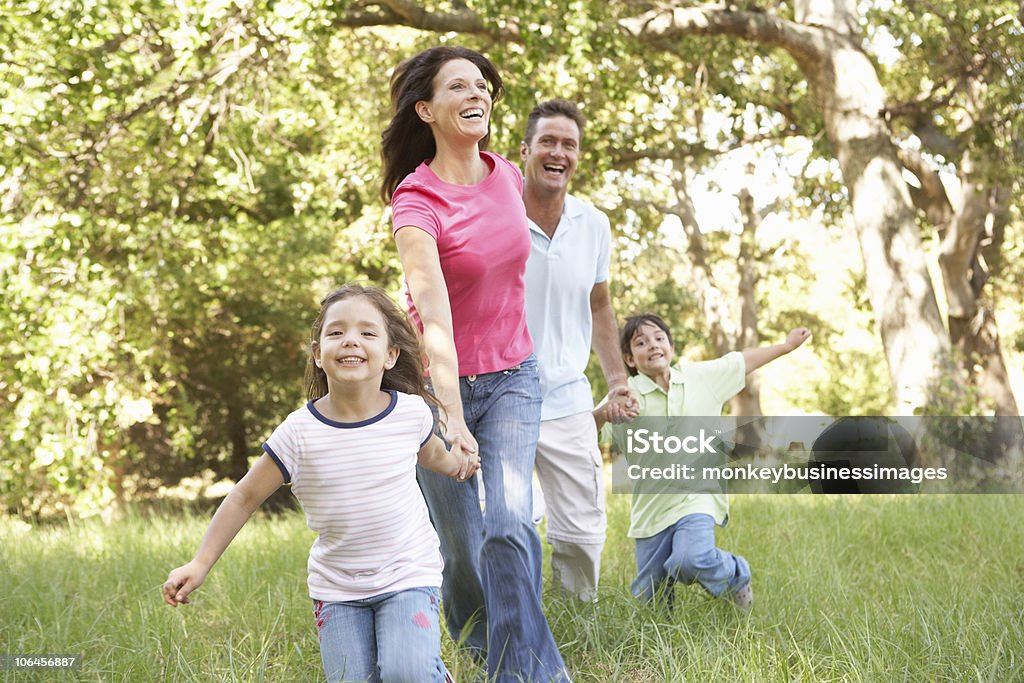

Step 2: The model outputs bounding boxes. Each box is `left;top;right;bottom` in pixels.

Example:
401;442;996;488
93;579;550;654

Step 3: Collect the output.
391;151;533;376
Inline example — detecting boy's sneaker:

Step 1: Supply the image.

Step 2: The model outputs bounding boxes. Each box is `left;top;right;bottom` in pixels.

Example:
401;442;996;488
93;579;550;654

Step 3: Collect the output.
444;671;455;683
732;582;753;610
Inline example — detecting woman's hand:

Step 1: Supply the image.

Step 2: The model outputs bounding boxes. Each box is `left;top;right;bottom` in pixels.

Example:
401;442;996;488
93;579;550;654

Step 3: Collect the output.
418;427;479;481
458;448;481;481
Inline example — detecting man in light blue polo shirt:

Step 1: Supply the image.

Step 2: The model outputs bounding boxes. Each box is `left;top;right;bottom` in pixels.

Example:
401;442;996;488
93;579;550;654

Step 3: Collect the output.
521;99;637;601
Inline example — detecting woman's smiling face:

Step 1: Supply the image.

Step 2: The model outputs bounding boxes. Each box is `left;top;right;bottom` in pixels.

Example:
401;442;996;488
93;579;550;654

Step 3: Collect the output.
416;58;492;144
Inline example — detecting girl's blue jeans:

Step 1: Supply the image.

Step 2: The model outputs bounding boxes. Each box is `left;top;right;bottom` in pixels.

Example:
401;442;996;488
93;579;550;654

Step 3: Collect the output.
314;586;446;683
417;354;570;682
631;513;751;608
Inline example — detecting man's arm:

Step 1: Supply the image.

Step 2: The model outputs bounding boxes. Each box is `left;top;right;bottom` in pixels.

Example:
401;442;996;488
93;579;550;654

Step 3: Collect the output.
590;281;638;421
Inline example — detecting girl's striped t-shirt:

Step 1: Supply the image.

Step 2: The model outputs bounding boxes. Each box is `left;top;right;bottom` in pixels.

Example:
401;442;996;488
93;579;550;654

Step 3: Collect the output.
263;390;442;601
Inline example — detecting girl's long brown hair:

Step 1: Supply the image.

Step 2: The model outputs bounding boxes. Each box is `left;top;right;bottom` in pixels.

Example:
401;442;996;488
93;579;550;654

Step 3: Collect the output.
304;284;444;421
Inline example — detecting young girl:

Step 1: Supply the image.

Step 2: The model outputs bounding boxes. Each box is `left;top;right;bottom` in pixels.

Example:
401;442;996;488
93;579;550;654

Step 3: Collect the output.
595;313;810;610
163;284;479;683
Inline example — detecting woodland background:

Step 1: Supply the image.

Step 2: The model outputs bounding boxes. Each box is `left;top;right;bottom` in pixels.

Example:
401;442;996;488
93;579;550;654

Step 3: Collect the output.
2;0;1023;517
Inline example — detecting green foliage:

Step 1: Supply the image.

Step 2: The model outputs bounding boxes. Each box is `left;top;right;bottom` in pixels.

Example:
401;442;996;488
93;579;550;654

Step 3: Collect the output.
868;0;1024;173
809;349;893;417
0;0;403;516
3;0;1022;517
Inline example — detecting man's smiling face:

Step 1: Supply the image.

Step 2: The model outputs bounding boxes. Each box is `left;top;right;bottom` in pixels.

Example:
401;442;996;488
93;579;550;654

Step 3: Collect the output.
521;115;581;196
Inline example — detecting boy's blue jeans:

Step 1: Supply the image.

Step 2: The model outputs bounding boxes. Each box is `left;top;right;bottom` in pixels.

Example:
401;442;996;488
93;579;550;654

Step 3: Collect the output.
314;586;446;683
417;354;570;682
631;513;751;607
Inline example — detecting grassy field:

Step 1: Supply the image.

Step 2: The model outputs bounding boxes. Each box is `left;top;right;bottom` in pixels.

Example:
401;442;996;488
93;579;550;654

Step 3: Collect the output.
2;493;1022;682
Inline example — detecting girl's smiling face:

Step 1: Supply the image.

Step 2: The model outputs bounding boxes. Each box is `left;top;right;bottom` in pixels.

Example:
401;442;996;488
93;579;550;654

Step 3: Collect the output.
313;295;398;387
626;322;674;378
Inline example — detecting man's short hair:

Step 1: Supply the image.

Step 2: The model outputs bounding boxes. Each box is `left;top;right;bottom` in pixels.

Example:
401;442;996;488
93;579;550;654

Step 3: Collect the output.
523;99;585;144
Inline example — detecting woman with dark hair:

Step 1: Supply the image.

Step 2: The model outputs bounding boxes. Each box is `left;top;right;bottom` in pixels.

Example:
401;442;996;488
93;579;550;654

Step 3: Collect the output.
381;46;569;682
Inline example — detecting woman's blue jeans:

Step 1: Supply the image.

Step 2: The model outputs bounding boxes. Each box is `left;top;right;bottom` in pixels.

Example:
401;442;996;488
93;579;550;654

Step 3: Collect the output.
314;586;446;682
417;354;570;682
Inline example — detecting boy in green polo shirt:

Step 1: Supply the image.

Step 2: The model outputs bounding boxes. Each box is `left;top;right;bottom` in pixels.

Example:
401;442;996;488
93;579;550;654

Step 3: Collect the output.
595;313;810;609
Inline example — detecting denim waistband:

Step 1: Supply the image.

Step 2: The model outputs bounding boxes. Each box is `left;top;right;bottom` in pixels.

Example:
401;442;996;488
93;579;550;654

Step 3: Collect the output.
463;354;536;382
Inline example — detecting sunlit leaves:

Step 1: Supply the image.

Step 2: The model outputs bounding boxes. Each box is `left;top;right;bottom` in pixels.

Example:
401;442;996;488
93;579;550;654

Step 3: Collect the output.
4;0;1022;515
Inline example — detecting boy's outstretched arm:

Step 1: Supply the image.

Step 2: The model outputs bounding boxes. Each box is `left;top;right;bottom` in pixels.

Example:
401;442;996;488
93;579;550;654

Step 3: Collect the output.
163;454;284;607
418;433;480;482
742;327;811;374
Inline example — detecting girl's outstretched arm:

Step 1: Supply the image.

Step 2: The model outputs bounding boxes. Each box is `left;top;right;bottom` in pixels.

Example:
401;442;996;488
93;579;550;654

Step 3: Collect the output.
162;454;284;607
418;434;480;482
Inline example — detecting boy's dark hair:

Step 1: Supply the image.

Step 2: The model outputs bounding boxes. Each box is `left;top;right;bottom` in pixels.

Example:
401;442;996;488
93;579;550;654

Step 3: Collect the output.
620;314;673;376
305;284;444;421
380;46;504;203
523;98;585;145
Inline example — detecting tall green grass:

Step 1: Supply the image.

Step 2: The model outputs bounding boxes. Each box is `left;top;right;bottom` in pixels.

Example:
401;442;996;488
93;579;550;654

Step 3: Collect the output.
2;495;1022;681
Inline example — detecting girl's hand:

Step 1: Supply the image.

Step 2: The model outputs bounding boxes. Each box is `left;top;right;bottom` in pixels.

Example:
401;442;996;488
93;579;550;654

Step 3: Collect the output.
445;419;479;482
163;561;209;607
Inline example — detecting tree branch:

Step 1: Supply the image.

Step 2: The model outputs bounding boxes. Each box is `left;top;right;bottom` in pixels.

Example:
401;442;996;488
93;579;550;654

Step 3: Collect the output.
612;142;714;169
620;5;825;66
610;129;801;169
897;147;953;227
330;1;520;41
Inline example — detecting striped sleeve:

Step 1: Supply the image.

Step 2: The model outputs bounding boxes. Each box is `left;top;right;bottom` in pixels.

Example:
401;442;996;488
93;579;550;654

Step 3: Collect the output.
263;417;299;484
418;398;435;448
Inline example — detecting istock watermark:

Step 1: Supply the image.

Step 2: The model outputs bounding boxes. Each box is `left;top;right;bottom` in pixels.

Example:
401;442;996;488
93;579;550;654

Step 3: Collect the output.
626;427;719;454
607;416;1024;495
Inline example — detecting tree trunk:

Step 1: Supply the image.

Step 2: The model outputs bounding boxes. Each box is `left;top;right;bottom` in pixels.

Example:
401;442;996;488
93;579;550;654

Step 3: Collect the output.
941;178;1022;459
901;146;1021;458
793;1;951;413
940;163;1020;417
665;177;770;454
226;399;250;483
731;186;769;455
667;168;734;355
